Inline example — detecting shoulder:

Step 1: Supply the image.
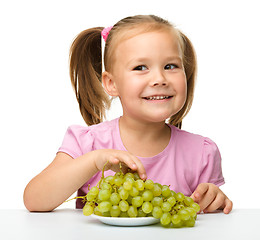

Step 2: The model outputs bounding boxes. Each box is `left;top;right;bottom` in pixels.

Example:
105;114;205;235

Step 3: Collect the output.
172;126;205;146
171;126;223;183
170;125;219;155
67;118;118;137
64;118;119;147
58;118;119;158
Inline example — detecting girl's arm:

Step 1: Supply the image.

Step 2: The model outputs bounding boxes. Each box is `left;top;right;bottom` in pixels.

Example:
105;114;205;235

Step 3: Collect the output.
23;150;146;212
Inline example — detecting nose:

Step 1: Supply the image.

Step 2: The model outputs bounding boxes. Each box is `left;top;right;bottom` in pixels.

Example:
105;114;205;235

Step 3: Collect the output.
150;69;167;87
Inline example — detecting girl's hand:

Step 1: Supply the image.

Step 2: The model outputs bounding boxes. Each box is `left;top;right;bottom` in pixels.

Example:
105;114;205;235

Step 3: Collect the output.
93;149;147;180
190;183;233;214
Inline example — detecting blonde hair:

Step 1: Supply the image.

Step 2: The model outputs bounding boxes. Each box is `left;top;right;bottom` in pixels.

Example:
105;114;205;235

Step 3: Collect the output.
69;15;197;128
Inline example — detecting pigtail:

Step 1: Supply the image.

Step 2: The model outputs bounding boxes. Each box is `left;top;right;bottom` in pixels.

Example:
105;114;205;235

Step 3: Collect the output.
168;31;197;129
69;27;110;125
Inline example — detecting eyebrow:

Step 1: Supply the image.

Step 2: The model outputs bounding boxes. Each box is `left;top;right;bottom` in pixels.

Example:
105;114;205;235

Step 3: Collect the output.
164;56;183;62
127;56;182;66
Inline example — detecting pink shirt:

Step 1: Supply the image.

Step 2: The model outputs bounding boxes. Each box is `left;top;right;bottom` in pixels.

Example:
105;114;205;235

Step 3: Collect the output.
58;118;224;208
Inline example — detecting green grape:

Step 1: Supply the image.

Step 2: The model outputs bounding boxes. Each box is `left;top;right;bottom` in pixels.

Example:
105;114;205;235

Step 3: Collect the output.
133;172;140;180
83;204;93;216
137;208;146;217
144;179;154;190
142;201;153;214
178;209;190;221
152;183;162;197
110;205;121;217
129;186;139;197
89;186;99;196
186;207;197;218
184;196;194;206
176;192;185;202
184;217;195;227
190;202;200;213
174;203;184;211
114;176;124;187
161;202;172;212
135;179;145;191
119;188;129;200
161;185;171;197
104;175;115;185
123;180;133;191
142;190;153;202
170;190;177;198
98;201;112;213
127;206;138;217
110;192;121;205
151;196;163;207
171;214;181;224
98;189;111;201
100;182;112;191
115;172;122;177
152;206;163;219
147;212;153;217
167;196;176;207
172;221;183;228
120;211;128;217
86;192;96;201
125;178;135;186
160;212;171;225
132;196;143;208
102;211;111;217
124;172;135;179
93;206;102;216
119;200;129;212
127;195;133;205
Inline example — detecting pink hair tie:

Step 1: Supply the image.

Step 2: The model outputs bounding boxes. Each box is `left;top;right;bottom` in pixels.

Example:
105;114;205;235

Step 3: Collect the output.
101;26;113;42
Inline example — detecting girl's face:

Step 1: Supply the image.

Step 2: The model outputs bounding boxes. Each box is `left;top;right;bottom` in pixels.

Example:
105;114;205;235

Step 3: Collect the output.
104;30;187;124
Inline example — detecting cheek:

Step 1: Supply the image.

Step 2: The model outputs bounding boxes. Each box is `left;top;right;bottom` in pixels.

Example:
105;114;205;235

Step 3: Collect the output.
176;75;187;96
117;75;143;96
175;76;188;109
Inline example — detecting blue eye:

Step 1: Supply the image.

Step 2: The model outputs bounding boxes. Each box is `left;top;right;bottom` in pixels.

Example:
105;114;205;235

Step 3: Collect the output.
165;64;178;70
133;65;148;71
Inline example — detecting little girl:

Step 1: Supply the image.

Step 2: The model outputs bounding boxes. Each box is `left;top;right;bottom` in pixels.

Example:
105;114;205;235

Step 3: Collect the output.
24;15;232;214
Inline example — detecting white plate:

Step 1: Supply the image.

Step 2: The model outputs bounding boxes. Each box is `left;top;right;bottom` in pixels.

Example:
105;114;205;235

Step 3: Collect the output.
91;214;160;226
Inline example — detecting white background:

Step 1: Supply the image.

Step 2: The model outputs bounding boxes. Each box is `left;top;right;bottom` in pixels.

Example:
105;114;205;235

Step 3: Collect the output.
0;0;259;209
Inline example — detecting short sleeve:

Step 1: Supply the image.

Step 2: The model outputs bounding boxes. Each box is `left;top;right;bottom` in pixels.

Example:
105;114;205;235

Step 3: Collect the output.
57;125;94;159
198;137;225;187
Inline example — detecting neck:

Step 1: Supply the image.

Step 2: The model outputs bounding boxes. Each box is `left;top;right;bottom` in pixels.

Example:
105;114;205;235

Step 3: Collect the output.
119;116;168;138
118;116;171;157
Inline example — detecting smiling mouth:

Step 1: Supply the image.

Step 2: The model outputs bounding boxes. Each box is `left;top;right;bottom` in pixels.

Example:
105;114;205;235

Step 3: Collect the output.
143;95;173;100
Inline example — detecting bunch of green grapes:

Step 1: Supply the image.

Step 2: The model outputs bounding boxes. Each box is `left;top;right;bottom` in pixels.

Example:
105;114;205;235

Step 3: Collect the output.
81;170;200;228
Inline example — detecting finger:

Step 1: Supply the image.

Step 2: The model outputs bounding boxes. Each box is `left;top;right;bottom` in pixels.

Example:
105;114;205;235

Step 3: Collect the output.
223;198;233;214
198;193;216;212
118;154;138;171
115;161;128;172
191;183;210;202
195;185;218;212
115;152;146;179
203;193;225;213
132;156;146;180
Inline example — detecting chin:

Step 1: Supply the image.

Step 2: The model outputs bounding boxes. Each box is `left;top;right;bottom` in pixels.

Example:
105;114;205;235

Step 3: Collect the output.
144;114;171;123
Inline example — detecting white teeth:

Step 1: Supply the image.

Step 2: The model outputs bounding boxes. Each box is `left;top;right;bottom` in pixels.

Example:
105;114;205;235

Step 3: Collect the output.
146;96;170;100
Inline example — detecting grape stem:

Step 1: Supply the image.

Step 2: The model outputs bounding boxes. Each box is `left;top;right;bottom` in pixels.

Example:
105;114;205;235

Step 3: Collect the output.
63;195;86;203
96;160;109;189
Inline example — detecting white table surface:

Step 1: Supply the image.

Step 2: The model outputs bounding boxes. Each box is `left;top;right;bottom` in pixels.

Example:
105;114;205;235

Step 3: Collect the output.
0;209;259;240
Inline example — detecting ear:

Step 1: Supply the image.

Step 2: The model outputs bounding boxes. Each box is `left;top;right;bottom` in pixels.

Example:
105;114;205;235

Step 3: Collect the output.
102;71;119;97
